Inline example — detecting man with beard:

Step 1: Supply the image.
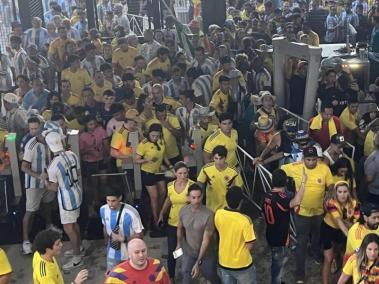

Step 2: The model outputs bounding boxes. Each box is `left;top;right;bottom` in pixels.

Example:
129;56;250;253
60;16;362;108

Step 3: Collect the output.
281;146;334;283
344;203;379;263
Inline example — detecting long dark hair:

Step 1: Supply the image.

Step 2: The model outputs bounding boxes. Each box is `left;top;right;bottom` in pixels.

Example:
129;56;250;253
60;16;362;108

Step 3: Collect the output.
147;123;162;151
46;91;62;110
356;233;379;281
330;157;355;192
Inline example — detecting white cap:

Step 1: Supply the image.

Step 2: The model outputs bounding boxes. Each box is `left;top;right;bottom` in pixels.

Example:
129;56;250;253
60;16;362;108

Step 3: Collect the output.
3;93;18;104
45;131;64;153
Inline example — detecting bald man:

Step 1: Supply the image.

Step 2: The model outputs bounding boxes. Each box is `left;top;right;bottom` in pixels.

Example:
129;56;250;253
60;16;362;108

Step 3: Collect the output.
105;239;170;283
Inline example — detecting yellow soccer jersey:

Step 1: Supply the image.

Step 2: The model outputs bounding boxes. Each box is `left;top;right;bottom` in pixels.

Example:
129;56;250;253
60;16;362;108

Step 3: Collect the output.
209;89;230;115
203;129;238;167
215;209;255;269
145;115;181;160
61;68;92;95
90;81;113;102
32;251;64;284
343;253;379;283
112;47;140;70
345;222;379;258
145;57;171;77
136;138;165;173
281;161;333;216
197;163;243;211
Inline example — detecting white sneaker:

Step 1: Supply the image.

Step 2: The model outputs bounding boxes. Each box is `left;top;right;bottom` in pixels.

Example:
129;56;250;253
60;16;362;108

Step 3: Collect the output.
64;246;85;257
22;241;32;255
62;256;83;271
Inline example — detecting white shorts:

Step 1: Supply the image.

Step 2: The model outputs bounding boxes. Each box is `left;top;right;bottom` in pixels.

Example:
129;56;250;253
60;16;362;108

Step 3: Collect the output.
26;188;56;212
59;205;80;225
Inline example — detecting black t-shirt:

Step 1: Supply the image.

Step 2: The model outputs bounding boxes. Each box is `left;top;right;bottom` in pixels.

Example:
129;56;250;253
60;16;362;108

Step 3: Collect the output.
263;190;291;247
99;103;114;128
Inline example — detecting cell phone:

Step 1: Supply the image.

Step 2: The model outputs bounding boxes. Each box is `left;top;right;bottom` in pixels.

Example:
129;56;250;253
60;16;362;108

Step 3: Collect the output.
173;248;183;259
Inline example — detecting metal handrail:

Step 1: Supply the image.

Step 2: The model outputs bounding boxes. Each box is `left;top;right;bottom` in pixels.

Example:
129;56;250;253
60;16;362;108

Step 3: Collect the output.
278;107;310;126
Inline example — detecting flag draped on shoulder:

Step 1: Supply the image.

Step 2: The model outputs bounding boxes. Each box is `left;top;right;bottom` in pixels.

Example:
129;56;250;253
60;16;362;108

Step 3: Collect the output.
174;20;194;58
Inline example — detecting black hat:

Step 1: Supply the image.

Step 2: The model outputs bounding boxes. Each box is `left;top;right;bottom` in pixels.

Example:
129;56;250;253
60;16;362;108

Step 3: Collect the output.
361;203;379;217
303;146;318;158
331;134;345;145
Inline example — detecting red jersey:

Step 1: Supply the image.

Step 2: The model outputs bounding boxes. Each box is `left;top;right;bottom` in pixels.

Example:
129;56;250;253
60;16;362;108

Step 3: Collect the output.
104;258;170;284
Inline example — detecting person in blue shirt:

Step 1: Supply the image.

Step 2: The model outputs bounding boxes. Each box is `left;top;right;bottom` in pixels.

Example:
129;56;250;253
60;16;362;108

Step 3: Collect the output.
371;16;379;53
23;77;49;112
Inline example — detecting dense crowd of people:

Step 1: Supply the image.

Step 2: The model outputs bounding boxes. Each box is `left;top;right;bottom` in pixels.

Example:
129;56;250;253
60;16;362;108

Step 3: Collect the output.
2;0;379;283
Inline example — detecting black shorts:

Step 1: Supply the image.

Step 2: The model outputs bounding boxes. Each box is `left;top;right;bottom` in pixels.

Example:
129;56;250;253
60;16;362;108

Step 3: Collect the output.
320;221;346;250
81;160;107;177
141;170;165;187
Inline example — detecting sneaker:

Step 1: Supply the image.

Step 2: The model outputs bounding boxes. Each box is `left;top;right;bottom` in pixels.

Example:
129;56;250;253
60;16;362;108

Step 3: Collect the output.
64;246;85;257
22;241;32;255
62;256;83;271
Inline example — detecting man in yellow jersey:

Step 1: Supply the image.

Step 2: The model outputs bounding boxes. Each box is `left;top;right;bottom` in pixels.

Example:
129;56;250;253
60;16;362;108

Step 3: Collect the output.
339;93;360;144
48;26;74;72
111;109;142;169
344;203;379;263
61;55;92;95
112;37;140;76
32;227;88;284
281;146;334;283
0;248;12;283
203;112;238;166
198;145;243;212
212;56;245;92
215;186;256;283
145;46;171;78
60;80;82;106
90;70;113;102
209;75;231;116
150;83;182;113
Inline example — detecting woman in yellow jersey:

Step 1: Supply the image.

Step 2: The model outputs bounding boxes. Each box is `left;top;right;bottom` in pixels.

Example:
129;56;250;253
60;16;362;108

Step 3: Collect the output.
331;157;357;199
321;181;360;284
32;227;88;284
157;161;195;283
338;233;379;284
135;123;173;237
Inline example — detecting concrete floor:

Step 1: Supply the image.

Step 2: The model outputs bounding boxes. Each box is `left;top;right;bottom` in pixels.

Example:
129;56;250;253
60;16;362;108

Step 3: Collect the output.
3;217;324;284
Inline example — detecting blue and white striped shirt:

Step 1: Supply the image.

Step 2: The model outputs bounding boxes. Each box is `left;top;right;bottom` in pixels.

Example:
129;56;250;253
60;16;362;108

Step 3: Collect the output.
100;203;144;261
47;151;82;211
23;137;48;189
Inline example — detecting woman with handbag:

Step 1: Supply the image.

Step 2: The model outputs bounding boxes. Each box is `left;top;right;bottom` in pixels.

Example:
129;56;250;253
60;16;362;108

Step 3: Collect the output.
158;162;195;283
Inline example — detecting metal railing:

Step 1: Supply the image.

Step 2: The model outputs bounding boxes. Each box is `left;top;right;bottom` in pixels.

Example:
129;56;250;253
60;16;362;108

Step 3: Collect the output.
127;14;150;36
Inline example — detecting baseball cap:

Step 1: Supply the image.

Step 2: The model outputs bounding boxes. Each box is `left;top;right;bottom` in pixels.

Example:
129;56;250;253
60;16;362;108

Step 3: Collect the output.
3;93;18;104
331;134;345;145
125;109;142;122
361;203;379;217
45;131;64;152
303;146;318;158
